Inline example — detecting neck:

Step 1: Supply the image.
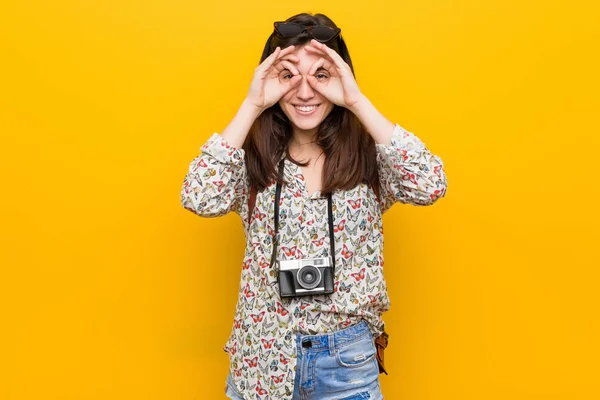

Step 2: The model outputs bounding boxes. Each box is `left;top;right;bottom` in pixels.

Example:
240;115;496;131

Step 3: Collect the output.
289;128;320;153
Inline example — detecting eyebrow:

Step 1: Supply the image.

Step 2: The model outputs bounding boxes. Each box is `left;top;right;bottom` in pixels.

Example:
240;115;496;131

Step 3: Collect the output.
282;67;328;73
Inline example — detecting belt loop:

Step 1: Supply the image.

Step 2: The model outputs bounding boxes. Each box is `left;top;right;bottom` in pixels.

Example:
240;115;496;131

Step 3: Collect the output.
328;332;335;356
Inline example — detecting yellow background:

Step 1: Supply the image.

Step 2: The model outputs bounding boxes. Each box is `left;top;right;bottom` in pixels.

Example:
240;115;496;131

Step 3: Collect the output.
1;1;599;399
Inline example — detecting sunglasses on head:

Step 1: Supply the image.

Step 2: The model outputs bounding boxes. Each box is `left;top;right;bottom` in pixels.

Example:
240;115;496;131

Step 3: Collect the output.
273;21;341;43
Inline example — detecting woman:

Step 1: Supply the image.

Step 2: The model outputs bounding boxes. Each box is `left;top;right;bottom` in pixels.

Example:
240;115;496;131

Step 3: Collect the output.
181;12;447;400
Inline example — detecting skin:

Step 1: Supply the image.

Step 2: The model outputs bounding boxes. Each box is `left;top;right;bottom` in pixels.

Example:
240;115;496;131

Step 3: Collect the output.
220;39;396;193
277;44;335;149
275;43;334;195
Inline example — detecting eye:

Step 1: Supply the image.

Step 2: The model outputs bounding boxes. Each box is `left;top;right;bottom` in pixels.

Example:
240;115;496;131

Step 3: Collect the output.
316;73;329;80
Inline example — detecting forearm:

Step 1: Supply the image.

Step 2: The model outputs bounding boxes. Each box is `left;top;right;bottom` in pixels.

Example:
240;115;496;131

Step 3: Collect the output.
181;131;249;218
349;95;396;145
221;98;263;149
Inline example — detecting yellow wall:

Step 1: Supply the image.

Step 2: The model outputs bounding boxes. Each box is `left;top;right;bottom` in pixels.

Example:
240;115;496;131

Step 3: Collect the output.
1;1;599;399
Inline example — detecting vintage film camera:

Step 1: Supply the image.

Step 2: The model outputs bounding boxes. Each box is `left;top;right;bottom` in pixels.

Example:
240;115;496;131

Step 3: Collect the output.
278;257;334;297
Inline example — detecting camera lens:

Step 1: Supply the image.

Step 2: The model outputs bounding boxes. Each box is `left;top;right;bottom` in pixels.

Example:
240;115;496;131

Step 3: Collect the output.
297;265;321;290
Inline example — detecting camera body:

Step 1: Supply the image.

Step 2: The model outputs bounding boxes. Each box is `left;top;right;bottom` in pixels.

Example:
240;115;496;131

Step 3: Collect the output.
278;257;334;298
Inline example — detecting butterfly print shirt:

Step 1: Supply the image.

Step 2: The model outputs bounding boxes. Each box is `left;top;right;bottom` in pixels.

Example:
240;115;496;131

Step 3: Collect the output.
181;123;447;400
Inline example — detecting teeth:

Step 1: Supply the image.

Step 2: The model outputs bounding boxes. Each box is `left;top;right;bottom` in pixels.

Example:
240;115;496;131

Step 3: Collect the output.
296;105;318;112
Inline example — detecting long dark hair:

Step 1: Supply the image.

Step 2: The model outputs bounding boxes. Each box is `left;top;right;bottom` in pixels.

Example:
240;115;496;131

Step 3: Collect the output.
242;12;378;196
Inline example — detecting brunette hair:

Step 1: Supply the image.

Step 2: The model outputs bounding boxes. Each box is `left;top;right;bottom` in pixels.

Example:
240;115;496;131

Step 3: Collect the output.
242;12;378;196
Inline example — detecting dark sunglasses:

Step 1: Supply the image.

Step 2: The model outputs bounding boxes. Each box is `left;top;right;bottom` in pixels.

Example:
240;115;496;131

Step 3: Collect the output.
273;22;341;43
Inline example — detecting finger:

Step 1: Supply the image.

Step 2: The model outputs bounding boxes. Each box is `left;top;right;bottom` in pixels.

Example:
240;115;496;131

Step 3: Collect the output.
272;60;300;78
281;74;302;95
276;56;300;66
282;54;300;63
304;43;328;56
265;46;297;74
270;55;300;68
277;60;300;76
257;45;295;74
305;46;337;71
308;57;326;76
309;39;348;71
303;45;332;62
306;75;324;95
306;75;319;88
257;46;281;73
285;75;302;90
308;57;334;76
275;45;296;60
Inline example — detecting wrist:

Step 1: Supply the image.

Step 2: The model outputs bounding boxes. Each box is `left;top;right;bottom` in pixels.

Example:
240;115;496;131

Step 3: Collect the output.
241;98;265;119
348;93;370;115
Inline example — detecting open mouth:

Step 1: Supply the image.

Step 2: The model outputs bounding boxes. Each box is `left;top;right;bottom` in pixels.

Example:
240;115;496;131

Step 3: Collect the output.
294;104;321;116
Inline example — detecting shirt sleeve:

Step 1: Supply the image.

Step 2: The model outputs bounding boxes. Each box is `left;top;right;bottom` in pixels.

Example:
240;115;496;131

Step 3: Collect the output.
180;133;249;219
376;123;448;213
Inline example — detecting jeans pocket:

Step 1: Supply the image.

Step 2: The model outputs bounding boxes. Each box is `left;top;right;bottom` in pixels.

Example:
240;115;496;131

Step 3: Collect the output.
335;332;378;368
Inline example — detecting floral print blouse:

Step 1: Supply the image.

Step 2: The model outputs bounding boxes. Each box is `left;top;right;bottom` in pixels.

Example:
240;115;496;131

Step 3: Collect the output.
181;123;447;400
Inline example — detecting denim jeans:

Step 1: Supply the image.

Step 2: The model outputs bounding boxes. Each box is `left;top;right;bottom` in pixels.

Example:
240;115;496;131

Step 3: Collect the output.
225;320;383;400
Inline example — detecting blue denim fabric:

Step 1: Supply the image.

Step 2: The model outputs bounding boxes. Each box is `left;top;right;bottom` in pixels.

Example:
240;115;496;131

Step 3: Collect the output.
225;320;383;400
225;373;245;399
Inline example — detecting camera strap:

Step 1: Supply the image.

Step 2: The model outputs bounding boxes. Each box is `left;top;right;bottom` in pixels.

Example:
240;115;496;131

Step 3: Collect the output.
269;159;335;273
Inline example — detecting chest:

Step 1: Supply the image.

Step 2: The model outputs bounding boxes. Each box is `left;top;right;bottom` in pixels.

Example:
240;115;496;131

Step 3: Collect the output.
298;158;324;198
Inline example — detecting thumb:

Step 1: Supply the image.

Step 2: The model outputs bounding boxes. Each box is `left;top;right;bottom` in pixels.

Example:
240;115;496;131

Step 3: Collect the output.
283;75;302;93
306;75;322;93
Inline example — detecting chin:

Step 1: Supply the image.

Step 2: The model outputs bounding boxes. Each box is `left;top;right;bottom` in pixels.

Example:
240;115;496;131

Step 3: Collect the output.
290;118;322;132
282;103;332;132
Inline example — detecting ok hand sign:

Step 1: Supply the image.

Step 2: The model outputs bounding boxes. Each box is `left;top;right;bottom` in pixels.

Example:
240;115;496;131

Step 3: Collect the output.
246;45;302;112
304;39;365;110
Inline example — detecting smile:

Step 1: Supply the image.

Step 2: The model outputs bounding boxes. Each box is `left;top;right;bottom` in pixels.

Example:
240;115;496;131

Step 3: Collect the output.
294;104;321;115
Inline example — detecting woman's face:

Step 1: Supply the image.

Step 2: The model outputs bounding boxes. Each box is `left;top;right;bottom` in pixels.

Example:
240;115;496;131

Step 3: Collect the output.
277;44;335;134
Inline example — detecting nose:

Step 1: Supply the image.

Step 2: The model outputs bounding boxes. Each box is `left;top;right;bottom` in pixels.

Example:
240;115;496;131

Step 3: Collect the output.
295;76;315;101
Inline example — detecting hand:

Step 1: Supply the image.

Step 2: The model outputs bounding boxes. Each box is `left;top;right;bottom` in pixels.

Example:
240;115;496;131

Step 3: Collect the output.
304;39;365;110
245;45;302;113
